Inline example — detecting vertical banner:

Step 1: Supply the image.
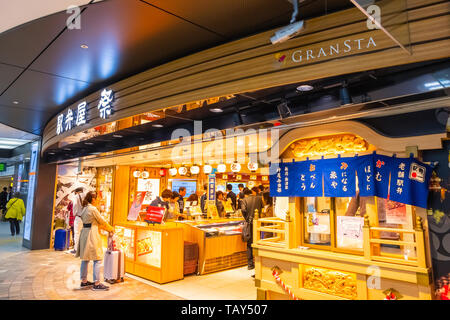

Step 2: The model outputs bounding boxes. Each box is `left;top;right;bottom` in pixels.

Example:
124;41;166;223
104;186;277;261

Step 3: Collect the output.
208;174;216;201
389;157;432;208
270;162;293;197
373;154;391;199
323;157;356;197
355;154;376;197
293;160;323;197
24;141;39;241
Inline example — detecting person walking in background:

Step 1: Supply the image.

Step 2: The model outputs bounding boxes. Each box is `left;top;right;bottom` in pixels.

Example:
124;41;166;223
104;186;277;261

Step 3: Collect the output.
241;188;263;271
76;191;114;291
5;192;25;236
0;187;8;215
72;187;84;255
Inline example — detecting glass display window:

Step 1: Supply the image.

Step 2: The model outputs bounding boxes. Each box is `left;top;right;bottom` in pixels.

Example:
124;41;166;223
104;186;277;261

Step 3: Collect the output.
302;197;332;247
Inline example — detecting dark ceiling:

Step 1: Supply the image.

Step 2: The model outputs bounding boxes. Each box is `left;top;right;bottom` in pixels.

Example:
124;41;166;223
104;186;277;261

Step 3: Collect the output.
0;0;353;136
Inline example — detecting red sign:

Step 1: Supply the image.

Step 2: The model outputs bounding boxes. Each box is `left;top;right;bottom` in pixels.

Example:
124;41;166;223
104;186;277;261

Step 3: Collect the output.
145;206;166;224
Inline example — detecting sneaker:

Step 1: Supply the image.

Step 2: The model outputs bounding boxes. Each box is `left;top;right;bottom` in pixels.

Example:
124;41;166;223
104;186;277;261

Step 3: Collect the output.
80;281;94;289
251;274;255;278
92;283;109;291
248;265;255;270
69;250;76;254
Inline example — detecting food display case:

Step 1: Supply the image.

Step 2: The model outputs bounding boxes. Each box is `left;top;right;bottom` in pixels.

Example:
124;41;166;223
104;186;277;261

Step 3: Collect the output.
114;222;184;284
177;219;247;274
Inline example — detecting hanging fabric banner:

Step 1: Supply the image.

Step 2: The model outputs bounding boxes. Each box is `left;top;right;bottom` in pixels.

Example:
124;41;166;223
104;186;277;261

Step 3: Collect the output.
355;154;376;197
323;156;356;198
269;153;432;208
372;153;392;200
293;160;323;197
388;156;432;208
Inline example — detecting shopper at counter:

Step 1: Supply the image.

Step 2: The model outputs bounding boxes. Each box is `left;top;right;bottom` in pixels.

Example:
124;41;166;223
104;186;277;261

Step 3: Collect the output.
150;189;172;210
76;191;114;291
241;188;263;270
226;184;237;211
167;191;180;220
178;187;186;213
237;183;245;210
200;184;207;214
216;191;225;217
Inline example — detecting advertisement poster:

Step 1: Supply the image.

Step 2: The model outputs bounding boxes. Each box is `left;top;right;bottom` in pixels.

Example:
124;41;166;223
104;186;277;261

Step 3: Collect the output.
24;142;39;241
127;192;145;221
306;212;331;234
136;230;161;268
385;200;408;225
274;196;289;220
336;216;364;249
137;178;160;205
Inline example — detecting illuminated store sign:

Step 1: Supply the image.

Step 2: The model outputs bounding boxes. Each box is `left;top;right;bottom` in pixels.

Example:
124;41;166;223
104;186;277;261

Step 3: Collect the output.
56;88;114;135
24;141;39;241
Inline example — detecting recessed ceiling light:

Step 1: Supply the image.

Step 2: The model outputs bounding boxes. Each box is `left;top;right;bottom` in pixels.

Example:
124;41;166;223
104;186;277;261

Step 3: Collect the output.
63;148;71;151
113;134;123;138
13;101;19;104
210;108;223;113
48;152;55;155
297;84;314;92
152;124;163;128
84;142;94;145
80;44;88;49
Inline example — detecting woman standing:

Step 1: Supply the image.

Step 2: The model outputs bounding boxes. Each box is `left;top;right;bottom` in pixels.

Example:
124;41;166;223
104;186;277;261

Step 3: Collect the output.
75;191;114;291
5;192;25;236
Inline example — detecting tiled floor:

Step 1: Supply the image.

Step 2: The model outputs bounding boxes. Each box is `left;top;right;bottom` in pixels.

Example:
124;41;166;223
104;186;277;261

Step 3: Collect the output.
0;221;256;300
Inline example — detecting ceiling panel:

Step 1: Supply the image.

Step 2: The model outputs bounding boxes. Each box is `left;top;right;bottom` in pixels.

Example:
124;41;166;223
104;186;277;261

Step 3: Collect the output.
0;69;89;113
0;10;70;68
0;63;23;94
0;105;53;134
29;0;223;84
144;0;293;39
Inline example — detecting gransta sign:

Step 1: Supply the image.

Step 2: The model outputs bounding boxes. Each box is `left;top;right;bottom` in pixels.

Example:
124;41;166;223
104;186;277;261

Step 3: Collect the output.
274;35;378;67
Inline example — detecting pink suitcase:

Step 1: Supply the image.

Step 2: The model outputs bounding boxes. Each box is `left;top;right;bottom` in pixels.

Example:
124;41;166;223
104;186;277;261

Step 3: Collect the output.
104;236;125;284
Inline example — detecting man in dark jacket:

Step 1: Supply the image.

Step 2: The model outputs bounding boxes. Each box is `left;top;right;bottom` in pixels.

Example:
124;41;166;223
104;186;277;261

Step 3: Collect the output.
237;183;245;210
241;188;263;270
178;187;186;213
0;187;8;212
200;184;207;214
225;184;237;211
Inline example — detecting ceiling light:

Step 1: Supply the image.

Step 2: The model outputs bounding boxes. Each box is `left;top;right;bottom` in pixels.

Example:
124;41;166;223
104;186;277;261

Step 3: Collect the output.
297;84;314;92
48;152;55;155
63;148;71;151
113;134;123;138
13;101;19;104
80;44;88;49
210;108;223;113
84;142;94;145
152;124;163;128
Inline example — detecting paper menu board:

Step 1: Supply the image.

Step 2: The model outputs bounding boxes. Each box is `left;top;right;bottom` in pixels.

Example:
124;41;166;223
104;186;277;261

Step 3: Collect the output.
385;200;408;225
336;216;364;249
128;192;145;221
306;212;331;234
137;179;160;204
136;230;161;268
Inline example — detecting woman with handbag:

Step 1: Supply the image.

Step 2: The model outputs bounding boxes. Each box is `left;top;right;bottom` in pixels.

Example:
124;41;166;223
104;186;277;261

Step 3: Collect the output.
5;192;25;236
75;191;114;291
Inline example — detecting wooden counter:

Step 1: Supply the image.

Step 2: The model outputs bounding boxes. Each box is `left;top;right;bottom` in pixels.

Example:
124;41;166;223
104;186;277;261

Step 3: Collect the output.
176;218;247;274
115;222;184;284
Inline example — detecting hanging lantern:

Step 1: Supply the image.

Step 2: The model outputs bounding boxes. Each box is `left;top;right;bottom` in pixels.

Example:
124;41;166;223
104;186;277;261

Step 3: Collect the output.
179;166;188;176
203;164;212;174
169;168;178;176
190;165;200;175
217;163;226;173
159;169;166;177
141;171;149;179
248;161;258;172
133;170;141;178
230;162;241;173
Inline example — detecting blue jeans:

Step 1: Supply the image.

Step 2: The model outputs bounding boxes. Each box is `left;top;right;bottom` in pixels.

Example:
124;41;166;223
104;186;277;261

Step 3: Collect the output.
80;260;101;282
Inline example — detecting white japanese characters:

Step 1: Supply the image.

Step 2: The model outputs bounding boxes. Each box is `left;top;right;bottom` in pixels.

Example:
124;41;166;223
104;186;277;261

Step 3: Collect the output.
98;89;114;119
55;88;115;135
